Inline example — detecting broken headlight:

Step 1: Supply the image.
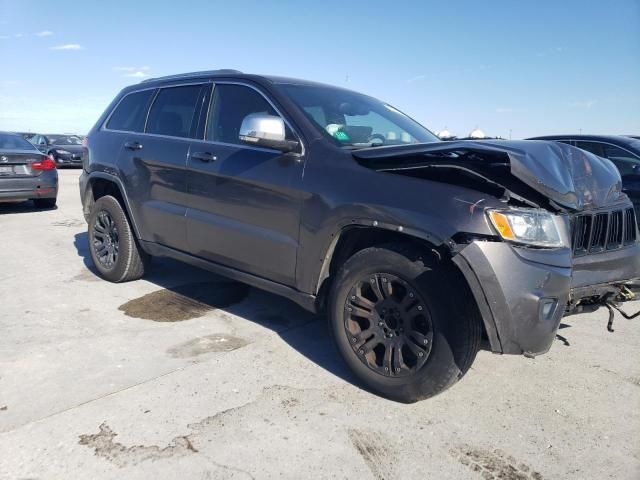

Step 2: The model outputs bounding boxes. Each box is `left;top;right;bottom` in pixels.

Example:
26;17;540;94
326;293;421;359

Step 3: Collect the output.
487;209;566;248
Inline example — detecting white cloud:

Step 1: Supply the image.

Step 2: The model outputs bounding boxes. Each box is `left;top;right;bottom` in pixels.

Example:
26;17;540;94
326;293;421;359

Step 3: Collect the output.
0;35;9;40
36;30;54;37
495;107;513;113
124;71;150;78
14;33;24;38
114;66;151;78
1;80;19;87
570;100;596;109
50;43;83;50
406;75;426;84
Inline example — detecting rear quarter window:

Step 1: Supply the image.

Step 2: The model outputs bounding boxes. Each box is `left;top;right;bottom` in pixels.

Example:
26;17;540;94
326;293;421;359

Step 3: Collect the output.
106;89;155;132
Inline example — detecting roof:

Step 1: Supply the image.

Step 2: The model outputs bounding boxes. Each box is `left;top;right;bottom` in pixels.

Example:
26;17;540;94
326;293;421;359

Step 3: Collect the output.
137;69;359;92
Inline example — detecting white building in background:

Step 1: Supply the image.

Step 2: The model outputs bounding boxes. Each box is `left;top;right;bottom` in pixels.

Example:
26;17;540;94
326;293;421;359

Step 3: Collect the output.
437;128;453;139
468;128;486;139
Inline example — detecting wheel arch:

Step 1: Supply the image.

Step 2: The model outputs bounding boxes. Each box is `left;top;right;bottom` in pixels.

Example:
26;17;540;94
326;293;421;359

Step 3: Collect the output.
314;224;447;304
313;224;493;350
83;172;142;239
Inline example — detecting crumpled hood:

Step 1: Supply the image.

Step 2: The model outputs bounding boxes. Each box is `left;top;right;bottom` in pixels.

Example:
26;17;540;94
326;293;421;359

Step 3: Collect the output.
352;140;624;211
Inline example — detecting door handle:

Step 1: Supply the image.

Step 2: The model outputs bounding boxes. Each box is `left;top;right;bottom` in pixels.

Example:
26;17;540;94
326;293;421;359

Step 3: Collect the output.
124;141;143;151
191;151;217;162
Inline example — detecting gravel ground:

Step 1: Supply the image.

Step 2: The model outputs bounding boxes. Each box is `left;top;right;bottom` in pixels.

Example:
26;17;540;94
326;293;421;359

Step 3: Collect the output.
0;169;639;479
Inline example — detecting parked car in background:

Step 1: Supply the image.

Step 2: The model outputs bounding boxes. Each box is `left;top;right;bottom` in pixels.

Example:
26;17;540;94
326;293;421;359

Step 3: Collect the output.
46;135;84;167
0;131;58;208
80;70;640;402
27;134;84;166
528;135;640;220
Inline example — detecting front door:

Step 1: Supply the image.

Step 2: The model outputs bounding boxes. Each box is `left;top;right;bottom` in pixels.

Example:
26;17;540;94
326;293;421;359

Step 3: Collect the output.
186;83;304;286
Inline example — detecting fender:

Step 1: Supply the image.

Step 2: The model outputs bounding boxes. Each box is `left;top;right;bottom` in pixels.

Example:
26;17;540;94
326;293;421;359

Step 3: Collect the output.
82;171;143;240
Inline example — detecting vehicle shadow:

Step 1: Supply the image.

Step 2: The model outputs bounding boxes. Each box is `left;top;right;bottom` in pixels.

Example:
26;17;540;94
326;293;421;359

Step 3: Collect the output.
0;200;57;215
73;232;356;387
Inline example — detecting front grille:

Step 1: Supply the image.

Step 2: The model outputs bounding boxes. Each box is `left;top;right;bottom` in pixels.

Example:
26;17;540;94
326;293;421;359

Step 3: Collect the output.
571;207;637;256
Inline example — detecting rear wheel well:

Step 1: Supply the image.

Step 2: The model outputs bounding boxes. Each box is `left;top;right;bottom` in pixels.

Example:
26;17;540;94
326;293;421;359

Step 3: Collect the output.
83;177;128;226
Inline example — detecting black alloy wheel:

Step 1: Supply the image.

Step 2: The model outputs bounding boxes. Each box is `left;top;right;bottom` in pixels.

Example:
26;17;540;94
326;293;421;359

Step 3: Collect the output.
344;273;433;377
92;210;119;269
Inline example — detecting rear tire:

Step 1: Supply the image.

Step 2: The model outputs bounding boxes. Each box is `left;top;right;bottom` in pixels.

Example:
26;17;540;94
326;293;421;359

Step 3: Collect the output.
328;244;481;402
33;197;57;209
88;195;149;282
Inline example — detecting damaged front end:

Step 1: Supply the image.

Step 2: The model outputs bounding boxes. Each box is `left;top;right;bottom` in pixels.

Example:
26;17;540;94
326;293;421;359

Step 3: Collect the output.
353;140;640;356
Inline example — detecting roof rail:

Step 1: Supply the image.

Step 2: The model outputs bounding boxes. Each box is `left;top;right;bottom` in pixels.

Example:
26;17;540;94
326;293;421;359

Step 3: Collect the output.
141;69;243;83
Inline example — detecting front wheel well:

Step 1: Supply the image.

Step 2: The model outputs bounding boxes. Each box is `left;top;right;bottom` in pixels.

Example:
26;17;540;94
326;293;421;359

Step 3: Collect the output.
314;226;488;346
315;227;446;307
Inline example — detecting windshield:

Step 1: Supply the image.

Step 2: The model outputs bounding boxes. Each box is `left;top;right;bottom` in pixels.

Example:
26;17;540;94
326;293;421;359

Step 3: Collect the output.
278;84;439;148
0;133;37;150
53;136;82;146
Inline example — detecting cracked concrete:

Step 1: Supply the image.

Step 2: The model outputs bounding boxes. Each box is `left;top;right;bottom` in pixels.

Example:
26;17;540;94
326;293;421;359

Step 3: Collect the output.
1;170;639;479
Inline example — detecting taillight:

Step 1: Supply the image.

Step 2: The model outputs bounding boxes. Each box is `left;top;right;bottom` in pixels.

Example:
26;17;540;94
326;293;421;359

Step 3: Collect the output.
32;157;57;170
82;137;88;147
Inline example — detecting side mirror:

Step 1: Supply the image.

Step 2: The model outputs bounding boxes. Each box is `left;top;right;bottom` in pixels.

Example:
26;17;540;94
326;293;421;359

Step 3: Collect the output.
239;113;299;153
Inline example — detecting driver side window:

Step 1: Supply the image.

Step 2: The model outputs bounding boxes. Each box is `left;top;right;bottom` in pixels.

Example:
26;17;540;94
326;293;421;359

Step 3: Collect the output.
206;84;292;146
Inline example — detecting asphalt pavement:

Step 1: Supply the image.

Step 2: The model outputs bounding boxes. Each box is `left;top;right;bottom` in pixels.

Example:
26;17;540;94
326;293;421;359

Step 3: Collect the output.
0;169;638;479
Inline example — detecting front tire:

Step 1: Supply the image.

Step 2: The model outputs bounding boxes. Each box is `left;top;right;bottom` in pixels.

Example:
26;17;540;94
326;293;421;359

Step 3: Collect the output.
88;195;149;282
328;244;481;402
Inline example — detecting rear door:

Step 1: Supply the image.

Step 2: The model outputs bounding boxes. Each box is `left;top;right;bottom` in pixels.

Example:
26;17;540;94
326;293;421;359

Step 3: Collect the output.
116;83;205;250
185;82;304;286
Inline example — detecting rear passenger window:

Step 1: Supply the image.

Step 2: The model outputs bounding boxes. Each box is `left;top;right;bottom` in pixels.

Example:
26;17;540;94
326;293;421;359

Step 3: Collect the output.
106;90;155;132
146;85;202;138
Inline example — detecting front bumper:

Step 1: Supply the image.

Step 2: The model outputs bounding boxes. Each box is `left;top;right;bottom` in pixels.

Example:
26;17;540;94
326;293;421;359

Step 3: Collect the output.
453;242;571;356
0;171;58;202
453;239;640;357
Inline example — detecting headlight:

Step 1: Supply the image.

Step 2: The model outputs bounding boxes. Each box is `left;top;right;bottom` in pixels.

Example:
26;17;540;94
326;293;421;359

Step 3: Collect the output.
55;149;71;155
487;208;565;247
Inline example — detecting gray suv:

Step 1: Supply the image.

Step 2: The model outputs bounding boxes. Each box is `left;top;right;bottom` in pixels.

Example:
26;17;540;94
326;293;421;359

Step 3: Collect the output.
80;70;640;402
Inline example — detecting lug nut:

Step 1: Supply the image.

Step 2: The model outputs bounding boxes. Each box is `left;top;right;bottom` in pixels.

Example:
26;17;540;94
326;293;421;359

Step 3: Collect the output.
359;349;364;354
352;338;357;343
351;295;356;300
418;352;424;357
384;367;389;371
378;322;384;327
382;277;387;283
395;368;401;373
417;305;423;311
347;307;353;312
409;292;414;298
370;278;375;283
423;339;428;344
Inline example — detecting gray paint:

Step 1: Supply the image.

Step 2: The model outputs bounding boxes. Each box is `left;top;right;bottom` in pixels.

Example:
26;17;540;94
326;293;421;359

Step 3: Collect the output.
79;72;640;357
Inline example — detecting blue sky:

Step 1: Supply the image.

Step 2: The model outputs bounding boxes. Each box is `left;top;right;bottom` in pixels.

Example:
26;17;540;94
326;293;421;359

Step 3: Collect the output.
1;0;639;138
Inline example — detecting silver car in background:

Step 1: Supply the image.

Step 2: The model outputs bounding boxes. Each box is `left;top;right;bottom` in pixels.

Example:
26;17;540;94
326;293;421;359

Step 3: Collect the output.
0;131;58;208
